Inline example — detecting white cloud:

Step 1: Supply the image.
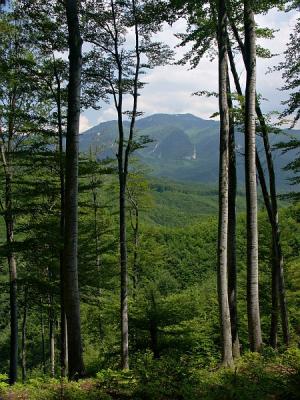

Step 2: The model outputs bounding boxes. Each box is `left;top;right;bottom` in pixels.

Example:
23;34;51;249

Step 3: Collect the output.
81;9;299;129
79;115;92;133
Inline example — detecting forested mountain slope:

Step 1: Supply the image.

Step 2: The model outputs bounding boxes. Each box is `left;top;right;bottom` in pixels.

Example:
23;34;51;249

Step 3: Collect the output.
80;113;298;188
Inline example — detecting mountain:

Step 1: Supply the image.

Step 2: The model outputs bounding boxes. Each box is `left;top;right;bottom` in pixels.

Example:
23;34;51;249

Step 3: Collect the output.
80;113;298;188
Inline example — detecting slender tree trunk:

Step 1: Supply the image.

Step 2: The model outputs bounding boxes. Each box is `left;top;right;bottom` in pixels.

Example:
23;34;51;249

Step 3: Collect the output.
114;0;141;370
21;287;28;384
244;0;262;352
216;0;233;366
90;167;103;342
149;292;159;359
64;0;84;379
91;171;101;275
256;107;290;346
128;190;139;294
53;57;68;378
49;294;55;377
8;236;18;384
228;17;289;346
132;208;139;292
40;299;46;375
227;75;240;358
270;241;279;347
255;153;278;347
119;180;129;369
1;138;18;384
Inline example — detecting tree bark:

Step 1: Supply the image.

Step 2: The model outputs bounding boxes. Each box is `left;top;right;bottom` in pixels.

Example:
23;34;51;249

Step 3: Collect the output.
113;0;141;370
1;126;18;384
119;180;129;369
128;189;139;294
64;0;85;379
227;75;240;358
216;0;233;366
149;292;159;359
256;107;290;346
54;59;68;378
40;299;46;375
228;17;289;347
244;0;262;352
49;294;55;377
21;288;28;384
8;232;18;384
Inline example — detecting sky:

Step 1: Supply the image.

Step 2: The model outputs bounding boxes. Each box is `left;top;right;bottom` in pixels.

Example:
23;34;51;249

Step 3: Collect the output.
79;8;299;133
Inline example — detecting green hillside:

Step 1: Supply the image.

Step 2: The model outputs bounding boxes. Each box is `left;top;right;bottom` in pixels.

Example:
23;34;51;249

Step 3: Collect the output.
80;113;298;188
144;179;243;226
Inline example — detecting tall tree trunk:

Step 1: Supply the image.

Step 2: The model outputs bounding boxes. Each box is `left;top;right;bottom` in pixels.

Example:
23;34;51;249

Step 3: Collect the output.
270;241;279;347
114;0;141;370
228;17;289;347
90;164;103;343
21;287;28;384
1;136;18;384
64;0;84;379
244;0;262;352
255;154;278;347
227;75;240;358
132;208;139;292
53;57;68;377
128;189;139;294
119;180;129;369
216;0;233;366
256;107;290;346
49;295;55;377
40;299;46;375
8;229;18;384
149;292;159;359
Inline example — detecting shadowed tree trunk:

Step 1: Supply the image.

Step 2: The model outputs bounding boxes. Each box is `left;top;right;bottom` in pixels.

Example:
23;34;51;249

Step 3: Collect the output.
216;0;233;366
149;292;159;359
227;75;240;359
1;117;18;384
63;0;85;379
53;57;68;377
255;156;278;347
49;294;55;377
256;107;290;346
21;287;28;384
244;0;262;352
40;299;46;375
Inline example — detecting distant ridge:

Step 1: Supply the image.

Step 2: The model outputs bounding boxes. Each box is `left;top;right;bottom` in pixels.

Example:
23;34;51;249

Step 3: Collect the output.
80;113;297;188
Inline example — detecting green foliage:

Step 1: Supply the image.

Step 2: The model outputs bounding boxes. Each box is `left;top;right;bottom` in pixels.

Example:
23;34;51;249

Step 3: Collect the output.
3;350;300;399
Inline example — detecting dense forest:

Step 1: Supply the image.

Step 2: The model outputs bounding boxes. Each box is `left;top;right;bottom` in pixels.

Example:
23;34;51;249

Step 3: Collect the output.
0;0;299;399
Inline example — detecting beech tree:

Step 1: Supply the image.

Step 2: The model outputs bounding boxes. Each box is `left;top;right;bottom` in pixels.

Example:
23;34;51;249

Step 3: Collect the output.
227;2;290;347
216;0;233;366
83;0;171;369
243;0;262;352
0;9;39;384
63;0;85;379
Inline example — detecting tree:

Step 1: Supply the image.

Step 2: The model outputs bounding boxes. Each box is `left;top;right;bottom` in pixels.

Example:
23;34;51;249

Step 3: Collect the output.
63;0;85;379
227;75;240;358
216;0;233;366
83;0;171;369
274;17;300;203
227;9;290;347
0;9;40;384
243;0;262;352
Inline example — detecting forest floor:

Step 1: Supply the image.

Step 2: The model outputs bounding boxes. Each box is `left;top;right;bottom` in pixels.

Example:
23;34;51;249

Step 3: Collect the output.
1;350;300;400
